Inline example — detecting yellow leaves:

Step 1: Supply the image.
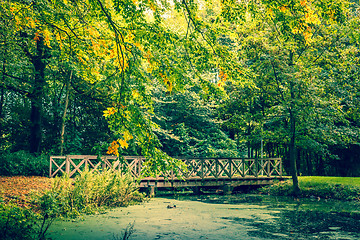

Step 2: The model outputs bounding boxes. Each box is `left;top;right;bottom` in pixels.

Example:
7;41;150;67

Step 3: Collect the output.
279;5;289;13
132;90;140;98
134;42;143;51
43;29;52;48
118;131;133;149
123;131;133;142
217;80;225;87
103;107;117;117
159;72;173;93
303;27;313;43
107;131;133;155
304;7;321;25
118;139;128;149
107;140;119;156
266;8;274;19
217;69;227;87
29;19;36;29
300;0;307;7
125;33;135;43
219;69;227;82
34;32;40;42
145;50;152;64
88;26;100;38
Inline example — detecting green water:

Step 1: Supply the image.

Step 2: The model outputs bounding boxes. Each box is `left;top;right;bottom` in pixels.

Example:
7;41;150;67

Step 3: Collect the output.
47;194;360;240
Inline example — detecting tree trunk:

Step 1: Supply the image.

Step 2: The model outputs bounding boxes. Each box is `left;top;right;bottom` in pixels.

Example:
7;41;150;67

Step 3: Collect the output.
289;108;300;194
286;53;301;192
1;46;6;139
60;72;71;155
0;87;4;118
29;37;47;154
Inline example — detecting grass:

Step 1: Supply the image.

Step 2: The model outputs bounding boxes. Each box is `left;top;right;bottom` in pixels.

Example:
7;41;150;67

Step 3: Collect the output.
298;176;360;187
258;176;360;201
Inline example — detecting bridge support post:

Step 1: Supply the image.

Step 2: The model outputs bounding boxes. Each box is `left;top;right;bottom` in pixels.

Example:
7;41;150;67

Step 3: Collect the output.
192;186;201;195
146;184;156;197
222;183;233;195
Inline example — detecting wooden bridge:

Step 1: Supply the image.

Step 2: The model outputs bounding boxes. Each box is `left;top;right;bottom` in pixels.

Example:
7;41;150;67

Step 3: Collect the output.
50;155;285;194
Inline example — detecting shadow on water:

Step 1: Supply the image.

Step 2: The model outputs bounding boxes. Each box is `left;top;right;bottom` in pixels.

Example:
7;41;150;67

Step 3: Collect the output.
222;208;360;240
166;192;360;240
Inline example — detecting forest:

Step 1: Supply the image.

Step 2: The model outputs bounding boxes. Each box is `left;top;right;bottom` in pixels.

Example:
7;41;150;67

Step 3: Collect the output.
1;0;360;191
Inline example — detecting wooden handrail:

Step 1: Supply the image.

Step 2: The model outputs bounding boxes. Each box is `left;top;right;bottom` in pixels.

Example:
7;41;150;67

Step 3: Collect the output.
50;155;283;179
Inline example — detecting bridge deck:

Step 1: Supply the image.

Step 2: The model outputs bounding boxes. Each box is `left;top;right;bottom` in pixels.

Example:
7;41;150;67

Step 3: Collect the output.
139;175;286;188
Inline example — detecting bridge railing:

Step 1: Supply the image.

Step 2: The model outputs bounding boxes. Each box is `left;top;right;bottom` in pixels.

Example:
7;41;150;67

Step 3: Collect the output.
50;155;282;179
178;157;283;179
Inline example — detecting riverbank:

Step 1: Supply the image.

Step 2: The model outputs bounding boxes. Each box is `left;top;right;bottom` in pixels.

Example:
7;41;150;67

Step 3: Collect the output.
1;176;359;208
257;176;360;201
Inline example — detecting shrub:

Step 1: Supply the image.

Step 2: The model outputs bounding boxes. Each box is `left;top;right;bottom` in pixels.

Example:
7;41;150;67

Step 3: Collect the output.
36;169;144;217
0;202;38;240
0;151;49;176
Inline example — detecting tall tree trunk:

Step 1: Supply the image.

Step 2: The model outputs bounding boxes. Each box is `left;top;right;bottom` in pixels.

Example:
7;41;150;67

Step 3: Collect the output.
289;79;300;194
29;37;47;154
289;109;300;194
0;87;4;118
60;72;71;155
1;45;6;138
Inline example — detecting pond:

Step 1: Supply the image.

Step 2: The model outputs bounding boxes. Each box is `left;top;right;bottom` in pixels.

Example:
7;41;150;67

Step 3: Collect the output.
48;194;360;240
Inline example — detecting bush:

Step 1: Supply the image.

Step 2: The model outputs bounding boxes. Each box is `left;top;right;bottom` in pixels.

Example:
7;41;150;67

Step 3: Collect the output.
0;202;38;240
0;199;57;240
0;151;49;176
35;169;144;217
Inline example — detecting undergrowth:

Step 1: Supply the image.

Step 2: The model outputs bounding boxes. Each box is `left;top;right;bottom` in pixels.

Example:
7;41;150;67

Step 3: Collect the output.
0;151;49;176
1;170;144;239
35;169;144;218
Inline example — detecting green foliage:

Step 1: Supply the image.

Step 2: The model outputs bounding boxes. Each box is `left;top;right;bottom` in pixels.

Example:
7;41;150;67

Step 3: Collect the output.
153;89;240;158
0;202;38;240
0;0;360;179
35;170;144;218
0;151;49;176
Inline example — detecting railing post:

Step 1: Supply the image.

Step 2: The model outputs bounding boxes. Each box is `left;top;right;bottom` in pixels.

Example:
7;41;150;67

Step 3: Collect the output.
267;158;271;177
215;158;218;180
101;156;105;171
254;158;258;177
65;155;70;175
242;158;245;177
84;156;89;171
49;157;53;178
228;158;232;179
139;157;143;177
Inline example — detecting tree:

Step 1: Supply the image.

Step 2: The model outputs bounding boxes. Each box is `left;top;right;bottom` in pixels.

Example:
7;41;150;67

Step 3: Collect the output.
217;0;357;193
